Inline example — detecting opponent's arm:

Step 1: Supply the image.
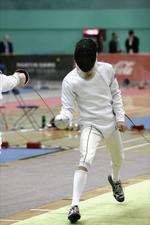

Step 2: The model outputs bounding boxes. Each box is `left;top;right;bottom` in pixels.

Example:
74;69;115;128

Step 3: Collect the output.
1;69;29;92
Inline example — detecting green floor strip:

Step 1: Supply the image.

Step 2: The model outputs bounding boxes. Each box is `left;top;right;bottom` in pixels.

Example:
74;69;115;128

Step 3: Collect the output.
13;180;150;225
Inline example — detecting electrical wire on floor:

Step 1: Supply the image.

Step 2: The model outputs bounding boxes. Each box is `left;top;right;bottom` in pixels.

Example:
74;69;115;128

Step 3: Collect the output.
125;114;150;144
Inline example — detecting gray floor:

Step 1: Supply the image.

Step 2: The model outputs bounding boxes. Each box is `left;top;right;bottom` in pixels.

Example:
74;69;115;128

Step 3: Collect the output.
0;135;150;218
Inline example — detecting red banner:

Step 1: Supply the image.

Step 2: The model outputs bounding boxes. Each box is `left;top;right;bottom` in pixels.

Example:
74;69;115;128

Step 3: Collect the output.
98;54;150;83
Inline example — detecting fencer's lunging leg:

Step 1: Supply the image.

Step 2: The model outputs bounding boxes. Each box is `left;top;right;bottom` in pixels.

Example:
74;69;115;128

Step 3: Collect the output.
71;126;102;206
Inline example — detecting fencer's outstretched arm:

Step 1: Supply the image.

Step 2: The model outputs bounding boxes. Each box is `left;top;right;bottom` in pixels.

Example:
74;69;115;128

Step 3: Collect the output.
110;69;125;122
1;69;29;93
1;73;20;92
60;79;76;122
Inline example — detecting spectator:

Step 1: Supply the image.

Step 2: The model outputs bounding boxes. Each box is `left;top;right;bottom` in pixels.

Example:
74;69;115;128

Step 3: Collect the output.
109;32;121;53
125;30;139;53
0;34;14;55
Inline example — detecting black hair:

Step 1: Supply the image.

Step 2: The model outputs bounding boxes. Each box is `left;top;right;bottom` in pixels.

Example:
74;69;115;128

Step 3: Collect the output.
129;30;134;36
74;38;97;72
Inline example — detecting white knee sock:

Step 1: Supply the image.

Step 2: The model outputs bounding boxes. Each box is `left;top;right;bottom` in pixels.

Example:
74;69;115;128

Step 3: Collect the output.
112;169;119;182
111;163;120;182
71;170;88;206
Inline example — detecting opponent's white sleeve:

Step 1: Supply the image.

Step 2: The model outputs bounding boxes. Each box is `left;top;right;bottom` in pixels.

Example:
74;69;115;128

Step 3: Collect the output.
1;73;20;92
110;72;125;122
60;79;76;122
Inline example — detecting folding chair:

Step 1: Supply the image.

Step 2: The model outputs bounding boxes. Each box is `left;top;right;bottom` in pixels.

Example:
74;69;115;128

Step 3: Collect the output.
12;88;40;130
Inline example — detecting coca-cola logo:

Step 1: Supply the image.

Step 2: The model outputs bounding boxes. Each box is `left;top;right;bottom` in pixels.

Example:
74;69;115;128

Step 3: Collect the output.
114;61;135;76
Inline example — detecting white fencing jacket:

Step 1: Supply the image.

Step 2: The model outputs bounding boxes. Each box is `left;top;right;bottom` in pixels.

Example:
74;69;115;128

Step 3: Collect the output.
60;61;125;134
0;72;20;146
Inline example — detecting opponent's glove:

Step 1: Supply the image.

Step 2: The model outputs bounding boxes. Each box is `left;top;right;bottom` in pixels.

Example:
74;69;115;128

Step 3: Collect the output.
54;114;69;130
13;69;29;87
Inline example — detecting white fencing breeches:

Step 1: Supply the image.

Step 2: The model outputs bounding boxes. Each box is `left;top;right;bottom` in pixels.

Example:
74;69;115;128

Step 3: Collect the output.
79;125;124;173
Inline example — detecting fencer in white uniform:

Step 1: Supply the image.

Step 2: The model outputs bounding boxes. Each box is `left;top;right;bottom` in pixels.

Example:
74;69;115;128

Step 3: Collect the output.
0;69;29;147
54;39;126;223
